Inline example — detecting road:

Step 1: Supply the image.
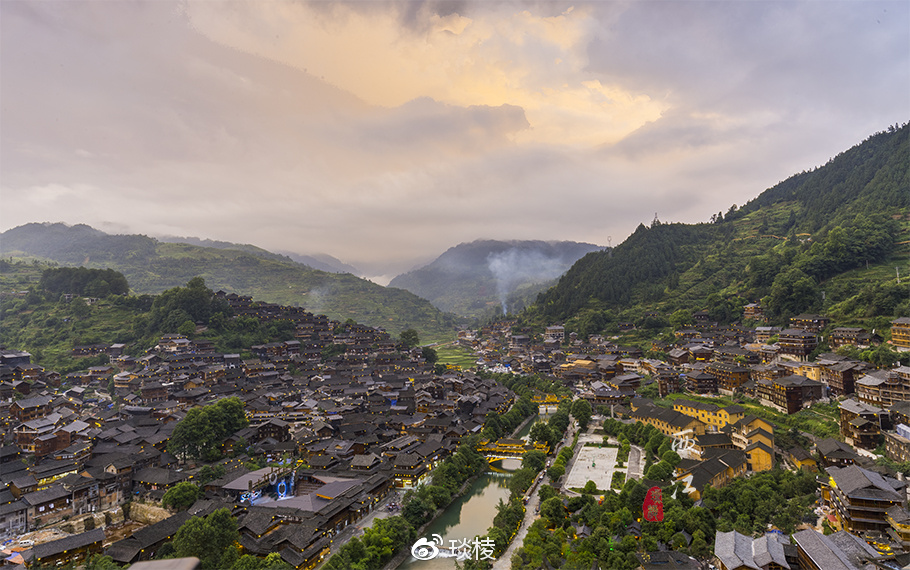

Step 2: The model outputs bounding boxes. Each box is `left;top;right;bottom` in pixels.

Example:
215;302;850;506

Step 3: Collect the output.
494;421;579;568
492;473;545;569
627;445;645;480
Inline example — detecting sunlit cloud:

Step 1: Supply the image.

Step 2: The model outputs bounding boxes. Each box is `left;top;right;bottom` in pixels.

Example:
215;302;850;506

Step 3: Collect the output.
184;1;663;147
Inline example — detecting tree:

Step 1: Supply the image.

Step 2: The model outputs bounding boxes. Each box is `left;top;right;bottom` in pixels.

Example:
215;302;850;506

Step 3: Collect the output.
230;553;292;570
399;329;420;349
71;296;90;318
538;485;558;503
529;422;553;447
522;450;547;472
196;464;227;486
178;319;196;337
162;481;202;511
583;480;598;494
509;468;537;497
171;508;240;570
421;346;438;364
570;399;593;431
766;267;820;319
168;397;248;461
546;463;565;482
84;554;122;570
540;496;567;528
688;529;709;558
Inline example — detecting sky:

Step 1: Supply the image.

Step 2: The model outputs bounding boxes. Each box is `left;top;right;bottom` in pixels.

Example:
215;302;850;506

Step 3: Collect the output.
1;1;908;283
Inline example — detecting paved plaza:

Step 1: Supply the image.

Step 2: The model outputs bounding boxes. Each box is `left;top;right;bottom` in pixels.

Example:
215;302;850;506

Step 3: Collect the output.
563;435;626;492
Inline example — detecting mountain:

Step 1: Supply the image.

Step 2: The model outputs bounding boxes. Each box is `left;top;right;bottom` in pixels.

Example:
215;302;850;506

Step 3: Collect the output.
157;235;360;275
277;251;360;276
0;223;459;340
527;123;910;335
388;239;604;318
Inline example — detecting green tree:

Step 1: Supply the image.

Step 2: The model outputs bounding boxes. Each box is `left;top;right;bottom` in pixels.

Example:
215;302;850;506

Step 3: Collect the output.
71;297;90;318
168;397;248;461
178;319;196;337
546;463;565;482
570;399;593;431
230;553;292;570
162;481;202;511
766;267;820;319
171;508;240;570
529;421;553;447
421;346;438;364
509;468;537;497
538;484;558;503
522;450;547;472
540;496;567;528
84;554;122;570
196;464;227;486
399;328;420;349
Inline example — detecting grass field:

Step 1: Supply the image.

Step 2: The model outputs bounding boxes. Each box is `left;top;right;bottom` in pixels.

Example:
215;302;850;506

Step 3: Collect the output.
433;342;478;369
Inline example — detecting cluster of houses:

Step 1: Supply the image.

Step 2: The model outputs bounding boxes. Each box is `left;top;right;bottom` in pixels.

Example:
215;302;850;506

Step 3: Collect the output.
462;314;910;417
0;296;519;569
3;289;910;569
460;313;910;570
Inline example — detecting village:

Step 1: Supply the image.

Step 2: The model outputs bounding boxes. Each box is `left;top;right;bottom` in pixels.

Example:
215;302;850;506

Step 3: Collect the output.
2;291;910;570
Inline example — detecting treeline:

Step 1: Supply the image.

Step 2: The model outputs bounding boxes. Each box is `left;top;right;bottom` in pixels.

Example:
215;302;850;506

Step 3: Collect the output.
534;222;713;323
523;123;909;334
601;419;681;481
480;370;572;400
701;470;818;536
528;400;572;461
738;122;909;231
39;267;130;297
131;278;298;352
461;449;550;570
751;213;901;321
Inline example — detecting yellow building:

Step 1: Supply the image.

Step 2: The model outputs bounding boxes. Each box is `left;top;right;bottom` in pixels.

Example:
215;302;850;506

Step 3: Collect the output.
726;415;775;472
676;449;748;501
893;317;910;350
788;447;817;472
631;402;706;437
673;399;745;431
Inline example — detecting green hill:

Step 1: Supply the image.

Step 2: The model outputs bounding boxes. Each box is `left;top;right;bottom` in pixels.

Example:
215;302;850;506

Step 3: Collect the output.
0;224;460;341
388;239;604;318
528;123;910;336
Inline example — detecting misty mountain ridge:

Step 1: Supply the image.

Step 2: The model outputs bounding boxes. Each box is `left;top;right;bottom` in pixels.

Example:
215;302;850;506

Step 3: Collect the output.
157;234;360;275
0;222;457;339
388;239;605;318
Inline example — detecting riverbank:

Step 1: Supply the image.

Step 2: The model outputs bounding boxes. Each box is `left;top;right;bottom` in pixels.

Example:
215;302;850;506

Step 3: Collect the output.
510;413;537;439
382;473;485;570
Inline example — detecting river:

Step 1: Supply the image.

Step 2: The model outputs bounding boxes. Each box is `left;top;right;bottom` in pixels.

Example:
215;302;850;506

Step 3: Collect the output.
399;470;515;569
399;416;543;569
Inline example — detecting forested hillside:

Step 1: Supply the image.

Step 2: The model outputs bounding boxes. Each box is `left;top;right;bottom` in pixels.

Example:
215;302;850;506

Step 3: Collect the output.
0;224;460;340
528;123;910;336
389;239;603;318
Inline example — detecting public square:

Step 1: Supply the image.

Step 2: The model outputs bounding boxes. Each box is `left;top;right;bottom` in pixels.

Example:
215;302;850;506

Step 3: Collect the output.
562;435;625;492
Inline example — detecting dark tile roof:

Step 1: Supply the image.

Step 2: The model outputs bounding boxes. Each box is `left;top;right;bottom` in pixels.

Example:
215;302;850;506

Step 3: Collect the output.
31;528;105;560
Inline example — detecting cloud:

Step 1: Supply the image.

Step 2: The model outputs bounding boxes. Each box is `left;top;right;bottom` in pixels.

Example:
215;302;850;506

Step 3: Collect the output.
0;0;907;279
184;1;663;147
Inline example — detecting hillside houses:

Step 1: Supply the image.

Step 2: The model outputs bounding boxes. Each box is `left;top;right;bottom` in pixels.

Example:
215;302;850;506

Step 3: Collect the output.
1;305;528;570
